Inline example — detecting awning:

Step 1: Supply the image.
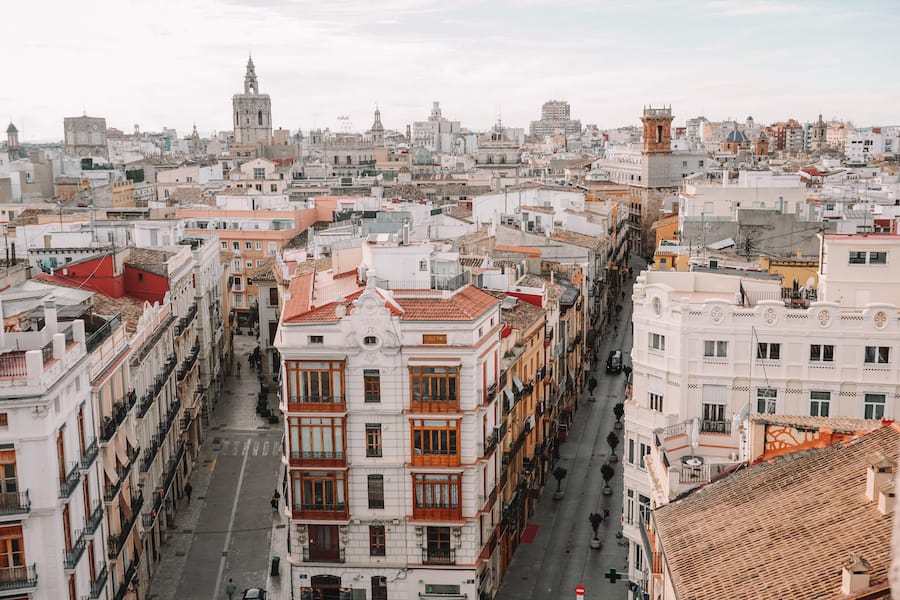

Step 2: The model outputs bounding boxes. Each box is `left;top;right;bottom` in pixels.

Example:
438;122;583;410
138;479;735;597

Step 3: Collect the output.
504;388;515;405
512;374;524;391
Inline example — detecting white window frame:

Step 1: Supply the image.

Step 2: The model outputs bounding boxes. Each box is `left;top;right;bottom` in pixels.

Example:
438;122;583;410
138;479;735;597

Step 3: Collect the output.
703;340;728;358
757;342;781;360
809;391;831;417
756;388;777;414
810;344;834;362
864;393;886;420
649;392;663;412
864;346;890;365
649;332;665;352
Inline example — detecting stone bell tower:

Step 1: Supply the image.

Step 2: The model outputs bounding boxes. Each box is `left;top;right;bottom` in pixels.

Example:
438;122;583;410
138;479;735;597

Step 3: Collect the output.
640;105;673;155
232;56;273;146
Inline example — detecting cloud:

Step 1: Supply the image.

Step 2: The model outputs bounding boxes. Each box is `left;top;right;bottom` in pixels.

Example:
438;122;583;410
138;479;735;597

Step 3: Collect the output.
704;0;804;16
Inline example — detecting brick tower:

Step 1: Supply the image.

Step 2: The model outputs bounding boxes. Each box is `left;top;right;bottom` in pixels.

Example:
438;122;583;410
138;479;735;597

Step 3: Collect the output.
640;105;673;154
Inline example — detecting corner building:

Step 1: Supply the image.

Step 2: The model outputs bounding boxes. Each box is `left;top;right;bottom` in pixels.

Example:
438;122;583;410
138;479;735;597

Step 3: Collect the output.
277;282;505;600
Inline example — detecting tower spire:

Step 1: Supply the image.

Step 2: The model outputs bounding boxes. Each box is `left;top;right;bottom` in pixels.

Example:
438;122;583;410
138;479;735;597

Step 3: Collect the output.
244;55;258;94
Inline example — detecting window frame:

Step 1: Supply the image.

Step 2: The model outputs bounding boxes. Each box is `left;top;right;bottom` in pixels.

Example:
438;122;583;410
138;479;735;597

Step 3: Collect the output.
367;474;385;509
365;424;382;458
809;344;835;362
409;366;459;411
284;360;344;408
756;342;781;360
413;474;461;519
756;387;777;414
369;525;386;556
703;340;728;358
411;419;460;466
864;346;890;365
649;332;665;352
810;391;831;417
648;392;663;412
364;370;381;403
864;393;886;420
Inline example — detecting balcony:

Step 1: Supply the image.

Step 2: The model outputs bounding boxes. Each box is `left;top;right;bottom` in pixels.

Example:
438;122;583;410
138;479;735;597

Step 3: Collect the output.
0;490;30;516
286;395;345;413
84;502;103;535
173;304;198;337
422;548;456;565
291;502;348;521
413;505;463;521
86;314;122;353
108;494;143;560
59;462;82;499
485;383;497;404
100;401;128;444
410;396;459;414
481;432;498;458
90;563;107;599
0;564;37;592
699;420;731;434
177;343;200;381
301;547;345;563
79;439;99;470
63;530;87;571
113;558;139;600
289;450;346;467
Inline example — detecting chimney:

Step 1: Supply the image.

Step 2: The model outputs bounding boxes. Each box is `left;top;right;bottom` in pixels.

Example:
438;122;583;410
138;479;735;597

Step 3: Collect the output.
841;553;871;595
878;479;895;516
866;452;893;502
43;297;58;335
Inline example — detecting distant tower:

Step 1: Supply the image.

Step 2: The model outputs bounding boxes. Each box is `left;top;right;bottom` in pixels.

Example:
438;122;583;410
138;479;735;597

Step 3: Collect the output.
6;123;19;150
232;56;273;146
755;130;769;156
371;107;385;148
429;102;442;122
640;105;673;155
190;124;201;154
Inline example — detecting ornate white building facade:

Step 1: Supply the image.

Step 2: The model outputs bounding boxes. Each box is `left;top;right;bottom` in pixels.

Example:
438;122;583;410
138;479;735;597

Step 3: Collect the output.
622;232;900;590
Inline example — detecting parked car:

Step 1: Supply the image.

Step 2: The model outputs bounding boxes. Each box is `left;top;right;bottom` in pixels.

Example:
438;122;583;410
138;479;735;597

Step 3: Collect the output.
242;589;267;600
606;350;623;374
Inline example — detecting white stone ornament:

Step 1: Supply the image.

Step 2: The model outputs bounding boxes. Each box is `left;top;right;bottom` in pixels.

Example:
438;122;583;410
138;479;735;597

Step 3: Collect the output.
874;311;887;329
763;307;777;326
818;309;831;328
710;306;723;324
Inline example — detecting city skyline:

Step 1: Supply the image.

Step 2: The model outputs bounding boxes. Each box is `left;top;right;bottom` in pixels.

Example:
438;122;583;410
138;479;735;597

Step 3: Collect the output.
4;0;900;141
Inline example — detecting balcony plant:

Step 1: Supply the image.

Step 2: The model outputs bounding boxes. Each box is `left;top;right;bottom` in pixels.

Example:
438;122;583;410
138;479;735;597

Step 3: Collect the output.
613;402;625;430
601;463;615;496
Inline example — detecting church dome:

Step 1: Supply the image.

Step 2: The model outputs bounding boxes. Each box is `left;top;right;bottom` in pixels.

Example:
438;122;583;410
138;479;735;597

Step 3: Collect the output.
725;128;749;143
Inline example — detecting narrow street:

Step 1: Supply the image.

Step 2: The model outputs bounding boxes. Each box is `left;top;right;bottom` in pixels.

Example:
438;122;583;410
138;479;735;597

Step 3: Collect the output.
497;264;637;600
147;333;282;600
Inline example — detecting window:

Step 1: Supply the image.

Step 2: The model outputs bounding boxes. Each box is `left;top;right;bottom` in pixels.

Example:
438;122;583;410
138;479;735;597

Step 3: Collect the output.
865;393;886;419
412;419;459;465
233;294;243;307
649;333;665;351
270;184;277;192
366;424;382;457
649;393;663;412
409;366;459;408
625;489;634;525
285;360;344;404
309;336;323;345
638;494;651;525
422;334;447;345
232;241;240;250
627;438;635;464
425;526;453;563
291;471;346;513
268;242;277;255
256;241;263;250
810;344;834;362
850;250;887;265
810;391;831;417
414;475;461;518
363;336;378;346
369;526;386;555
703;340;728;358
865;346;890;364
757;343;781;360
245;241;253;250
268;287;279;307
757;388;777;414
639;442;650;469
367;474;384;508
419;259;428;272
220;241;227;249
702;384;727;427
0;414;7;428
253;167;265;179
372;576;388;600
364;370;381;403
288;416;344;461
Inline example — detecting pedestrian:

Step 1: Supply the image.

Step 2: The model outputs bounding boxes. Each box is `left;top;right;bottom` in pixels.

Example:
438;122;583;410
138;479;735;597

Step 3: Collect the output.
271;490;281;510
236;362;241;377
185;482;192;504
225;578;237;600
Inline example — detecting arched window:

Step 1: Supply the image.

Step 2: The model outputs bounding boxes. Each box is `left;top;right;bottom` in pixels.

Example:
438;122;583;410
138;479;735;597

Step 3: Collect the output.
258;110;263;126
656;125;663;144
235;112;239;125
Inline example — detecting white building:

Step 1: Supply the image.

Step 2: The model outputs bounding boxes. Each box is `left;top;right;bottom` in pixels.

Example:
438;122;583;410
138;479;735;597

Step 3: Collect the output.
276;239;505;600
621;231;900;590
845;127;900;162
0;292;95;599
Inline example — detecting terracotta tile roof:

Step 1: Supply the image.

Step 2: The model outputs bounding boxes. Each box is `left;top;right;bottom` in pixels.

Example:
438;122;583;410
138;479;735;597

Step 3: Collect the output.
494;245;541;257
750;413;884;435
394;285;499;321
251;255;278;282
550;229;602;250
33;274;144;333
219;250;234;265
493;293;545;332
517;274;564;302
283;284;498;324
654;424;900;600
293;257;332;277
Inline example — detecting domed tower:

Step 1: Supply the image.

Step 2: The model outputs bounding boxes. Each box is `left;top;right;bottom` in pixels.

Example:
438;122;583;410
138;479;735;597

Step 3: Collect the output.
370;106;385;148
6;122;19;150
232;56;273;146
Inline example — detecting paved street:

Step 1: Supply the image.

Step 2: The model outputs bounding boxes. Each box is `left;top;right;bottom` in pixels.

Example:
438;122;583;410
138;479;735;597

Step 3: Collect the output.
497;264;637;600
147;334;283;600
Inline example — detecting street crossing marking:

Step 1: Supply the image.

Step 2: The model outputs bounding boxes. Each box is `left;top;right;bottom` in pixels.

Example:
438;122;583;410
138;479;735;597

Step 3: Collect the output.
262;441;270;456
217;439;278;457
252;442;260;456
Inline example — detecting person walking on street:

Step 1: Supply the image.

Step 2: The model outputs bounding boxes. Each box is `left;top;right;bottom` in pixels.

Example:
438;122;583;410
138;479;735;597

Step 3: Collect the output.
225;578;237;600
271;490;281;510
185;482;192;504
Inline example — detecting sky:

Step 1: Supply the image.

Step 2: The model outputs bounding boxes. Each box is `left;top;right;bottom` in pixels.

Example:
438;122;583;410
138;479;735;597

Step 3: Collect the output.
4;0;900;142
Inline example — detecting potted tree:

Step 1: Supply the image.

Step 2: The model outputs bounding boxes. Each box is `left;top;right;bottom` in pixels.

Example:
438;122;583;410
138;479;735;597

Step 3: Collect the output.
601;463;615;496
613;402;625;430
589;512;603;549
552;466;568;500
607;431;620;463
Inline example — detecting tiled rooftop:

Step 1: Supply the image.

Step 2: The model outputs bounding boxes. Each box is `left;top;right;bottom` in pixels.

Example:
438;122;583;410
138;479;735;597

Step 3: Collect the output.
494;293;545;332
654;424;900;600
550;229;602;250
750;413;884;435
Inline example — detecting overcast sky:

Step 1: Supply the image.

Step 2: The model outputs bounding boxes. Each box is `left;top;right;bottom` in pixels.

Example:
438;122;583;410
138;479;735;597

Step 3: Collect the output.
4;0;899;142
